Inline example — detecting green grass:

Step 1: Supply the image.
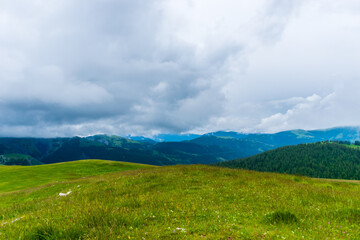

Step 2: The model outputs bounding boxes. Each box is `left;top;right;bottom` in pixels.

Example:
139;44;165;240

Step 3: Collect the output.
0;159;153;193
2;164;360;239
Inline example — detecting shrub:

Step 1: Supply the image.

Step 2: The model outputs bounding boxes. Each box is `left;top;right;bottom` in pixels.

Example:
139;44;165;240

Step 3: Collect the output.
29;225;56;240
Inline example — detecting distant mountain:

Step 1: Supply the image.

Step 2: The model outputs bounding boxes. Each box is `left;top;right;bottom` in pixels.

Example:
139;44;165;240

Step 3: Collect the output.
1;126;360;166
210;127;360;147
128;136;157;144
0;136;230;165
205;131;249;139
187;126;360;161
152;141;233;163
215;142;360;180
189;135;274;159
152;133;201;142
85;135;154;149
41;137;175;165
0;137;69;159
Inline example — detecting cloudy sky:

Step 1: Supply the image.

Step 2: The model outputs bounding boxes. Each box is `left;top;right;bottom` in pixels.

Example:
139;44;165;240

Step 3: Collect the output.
1;0;360;137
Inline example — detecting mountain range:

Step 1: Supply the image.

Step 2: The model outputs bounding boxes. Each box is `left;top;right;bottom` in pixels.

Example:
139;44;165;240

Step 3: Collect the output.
1;126;360;166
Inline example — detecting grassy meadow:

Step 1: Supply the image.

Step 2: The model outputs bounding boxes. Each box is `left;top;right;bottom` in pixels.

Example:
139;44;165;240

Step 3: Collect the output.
1;162;360;239
0;160;153;193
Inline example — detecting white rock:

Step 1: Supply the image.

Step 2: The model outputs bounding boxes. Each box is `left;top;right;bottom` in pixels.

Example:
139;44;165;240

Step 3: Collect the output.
59;191;72;196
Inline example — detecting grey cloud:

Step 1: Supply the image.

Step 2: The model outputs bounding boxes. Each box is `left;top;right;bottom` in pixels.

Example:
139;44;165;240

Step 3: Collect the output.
256;0;305;44
0;0;233;137
1;0;360;137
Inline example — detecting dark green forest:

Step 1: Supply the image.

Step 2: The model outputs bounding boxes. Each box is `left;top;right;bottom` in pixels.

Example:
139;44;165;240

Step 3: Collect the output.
0;134;274;166
215;142;360;180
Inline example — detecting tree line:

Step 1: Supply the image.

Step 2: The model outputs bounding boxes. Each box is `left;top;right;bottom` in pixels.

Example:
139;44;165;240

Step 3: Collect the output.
215;142;360;180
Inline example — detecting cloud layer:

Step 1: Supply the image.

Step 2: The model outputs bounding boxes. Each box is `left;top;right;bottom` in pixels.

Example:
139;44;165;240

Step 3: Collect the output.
1;0;360;137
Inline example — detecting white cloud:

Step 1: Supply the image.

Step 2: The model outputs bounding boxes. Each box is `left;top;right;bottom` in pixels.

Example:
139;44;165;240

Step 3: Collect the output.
257;94;328;132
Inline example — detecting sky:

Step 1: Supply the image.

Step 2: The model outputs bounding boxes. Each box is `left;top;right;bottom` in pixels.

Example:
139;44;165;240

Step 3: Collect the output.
1;0;360;137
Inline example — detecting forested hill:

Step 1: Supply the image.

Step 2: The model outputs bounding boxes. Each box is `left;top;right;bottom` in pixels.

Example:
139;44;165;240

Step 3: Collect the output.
214;142;360;180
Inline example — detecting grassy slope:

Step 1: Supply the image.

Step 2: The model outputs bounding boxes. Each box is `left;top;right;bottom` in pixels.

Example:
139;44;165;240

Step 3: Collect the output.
1;165;360;239
0;159;153;193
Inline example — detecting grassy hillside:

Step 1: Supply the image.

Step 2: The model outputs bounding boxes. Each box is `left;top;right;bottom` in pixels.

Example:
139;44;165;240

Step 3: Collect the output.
215;142;360;180
0;160;153;193
2;164;360;239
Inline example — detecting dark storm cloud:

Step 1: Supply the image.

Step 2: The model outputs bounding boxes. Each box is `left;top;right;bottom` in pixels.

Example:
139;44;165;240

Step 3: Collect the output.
0;0;234;136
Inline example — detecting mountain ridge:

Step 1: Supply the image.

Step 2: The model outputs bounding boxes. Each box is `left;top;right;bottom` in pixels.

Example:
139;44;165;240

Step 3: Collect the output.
1;126;360;166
